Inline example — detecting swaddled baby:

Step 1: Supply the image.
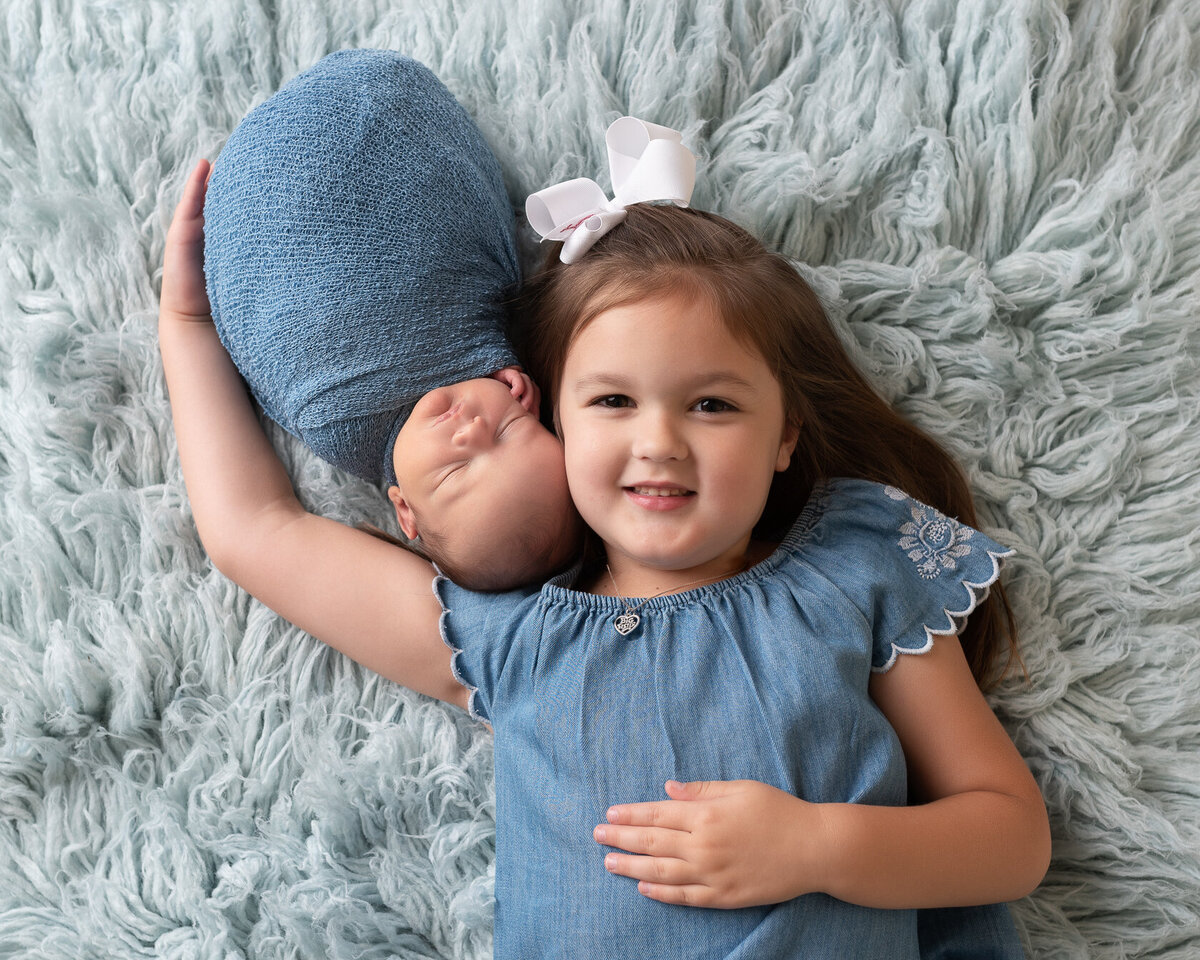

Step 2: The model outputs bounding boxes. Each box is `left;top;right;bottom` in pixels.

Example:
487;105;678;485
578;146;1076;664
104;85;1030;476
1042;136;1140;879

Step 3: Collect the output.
203;49;579;589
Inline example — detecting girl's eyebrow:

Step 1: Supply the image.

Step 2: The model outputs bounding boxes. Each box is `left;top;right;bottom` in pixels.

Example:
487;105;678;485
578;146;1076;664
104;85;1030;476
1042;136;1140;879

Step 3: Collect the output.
569;372;759;392
569;373;633;392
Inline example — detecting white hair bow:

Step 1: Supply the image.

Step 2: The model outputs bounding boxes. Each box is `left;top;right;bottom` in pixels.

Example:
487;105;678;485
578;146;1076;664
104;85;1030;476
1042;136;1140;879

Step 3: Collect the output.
526;117;697;264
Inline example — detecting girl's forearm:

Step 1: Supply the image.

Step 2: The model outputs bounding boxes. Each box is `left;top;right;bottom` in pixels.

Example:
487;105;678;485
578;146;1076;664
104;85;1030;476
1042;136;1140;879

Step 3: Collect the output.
805;791;1051;909
159;313;300;563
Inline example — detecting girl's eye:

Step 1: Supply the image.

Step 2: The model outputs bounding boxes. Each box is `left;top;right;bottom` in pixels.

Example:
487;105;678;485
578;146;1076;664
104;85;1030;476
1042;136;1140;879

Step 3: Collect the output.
695;398;735;413
592;394;632;408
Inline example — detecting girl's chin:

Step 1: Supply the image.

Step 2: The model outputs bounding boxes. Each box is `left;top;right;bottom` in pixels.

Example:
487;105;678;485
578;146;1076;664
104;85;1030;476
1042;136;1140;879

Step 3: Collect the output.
601;531;758;581
604;547;733;578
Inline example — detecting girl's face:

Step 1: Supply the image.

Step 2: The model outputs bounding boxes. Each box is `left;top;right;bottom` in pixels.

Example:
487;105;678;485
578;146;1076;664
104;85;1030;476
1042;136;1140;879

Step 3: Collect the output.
556;293;798;591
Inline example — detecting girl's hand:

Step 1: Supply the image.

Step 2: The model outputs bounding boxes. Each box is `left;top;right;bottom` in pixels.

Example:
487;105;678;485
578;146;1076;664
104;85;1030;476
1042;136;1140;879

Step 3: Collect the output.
594;778;823;909
490;366;542;415
161;158;214;322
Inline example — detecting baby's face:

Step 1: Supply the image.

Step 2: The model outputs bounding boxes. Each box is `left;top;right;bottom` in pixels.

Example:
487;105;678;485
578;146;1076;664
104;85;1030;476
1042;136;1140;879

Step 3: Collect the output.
391;378;575;583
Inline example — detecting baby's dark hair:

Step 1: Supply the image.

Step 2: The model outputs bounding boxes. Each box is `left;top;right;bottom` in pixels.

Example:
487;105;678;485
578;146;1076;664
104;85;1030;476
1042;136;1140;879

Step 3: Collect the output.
361;497;580;592
511;203;1019;689
418;506;579;591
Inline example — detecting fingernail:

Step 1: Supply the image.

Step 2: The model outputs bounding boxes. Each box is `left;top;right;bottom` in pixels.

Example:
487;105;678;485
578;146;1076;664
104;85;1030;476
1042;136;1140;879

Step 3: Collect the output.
605;854;617;871
606;807;619;822
594;826;607;842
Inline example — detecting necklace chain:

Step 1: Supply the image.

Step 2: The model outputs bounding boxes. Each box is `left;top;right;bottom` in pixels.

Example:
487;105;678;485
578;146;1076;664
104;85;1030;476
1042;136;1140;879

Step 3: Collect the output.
605;562;746;635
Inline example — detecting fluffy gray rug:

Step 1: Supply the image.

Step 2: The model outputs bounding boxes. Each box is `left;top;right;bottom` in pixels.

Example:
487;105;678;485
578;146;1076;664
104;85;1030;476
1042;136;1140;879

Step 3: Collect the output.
2;1;1199;957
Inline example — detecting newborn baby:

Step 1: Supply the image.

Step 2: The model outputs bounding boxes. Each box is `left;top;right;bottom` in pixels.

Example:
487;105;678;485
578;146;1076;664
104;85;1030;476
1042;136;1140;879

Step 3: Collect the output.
203;49;579;588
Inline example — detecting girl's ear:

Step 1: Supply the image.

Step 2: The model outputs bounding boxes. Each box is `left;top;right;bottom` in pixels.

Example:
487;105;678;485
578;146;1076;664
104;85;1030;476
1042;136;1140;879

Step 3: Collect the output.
387;485;420;540
776;420;801;472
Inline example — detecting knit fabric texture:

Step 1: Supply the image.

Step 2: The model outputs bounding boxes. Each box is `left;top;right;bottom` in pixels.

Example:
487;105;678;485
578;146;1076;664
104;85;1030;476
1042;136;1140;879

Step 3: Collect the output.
203;49;519;485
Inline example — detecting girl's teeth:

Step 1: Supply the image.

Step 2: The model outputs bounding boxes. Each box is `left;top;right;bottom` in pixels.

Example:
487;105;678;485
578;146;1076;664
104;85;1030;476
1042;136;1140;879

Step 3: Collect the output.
631;486;688;496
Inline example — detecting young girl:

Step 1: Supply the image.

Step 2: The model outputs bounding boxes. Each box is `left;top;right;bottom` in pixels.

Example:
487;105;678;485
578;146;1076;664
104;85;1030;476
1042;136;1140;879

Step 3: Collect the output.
161;153;1049;959
202;49;579;589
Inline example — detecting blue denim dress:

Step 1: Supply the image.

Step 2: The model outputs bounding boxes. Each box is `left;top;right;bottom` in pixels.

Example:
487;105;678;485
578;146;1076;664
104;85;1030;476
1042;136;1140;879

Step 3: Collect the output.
436;478;1027;959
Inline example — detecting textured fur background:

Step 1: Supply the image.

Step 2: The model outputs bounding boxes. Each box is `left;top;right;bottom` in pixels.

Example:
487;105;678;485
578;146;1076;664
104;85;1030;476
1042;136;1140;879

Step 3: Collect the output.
2;1;1199;957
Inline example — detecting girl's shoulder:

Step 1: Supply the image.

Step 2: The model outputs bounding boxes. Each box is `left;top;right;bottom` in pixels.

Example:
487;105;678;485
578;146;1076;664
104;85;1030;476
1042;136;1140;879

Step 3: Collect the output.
780;478;1014;671
433;570;551;724
783;477;1012;568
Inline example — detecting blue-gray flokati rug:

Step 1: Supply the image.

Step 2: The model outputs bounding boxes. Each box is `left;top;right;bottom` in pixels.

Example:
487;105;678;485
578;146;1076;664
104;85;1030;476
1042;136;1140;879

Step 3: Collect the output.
2;1;1199;957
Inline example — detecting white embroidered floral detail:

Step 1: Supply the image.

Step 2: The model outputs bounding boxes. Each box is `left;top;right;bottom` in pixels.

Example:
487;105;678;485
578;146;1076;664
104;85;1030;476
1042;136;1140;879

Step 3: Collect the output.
884;486;974;579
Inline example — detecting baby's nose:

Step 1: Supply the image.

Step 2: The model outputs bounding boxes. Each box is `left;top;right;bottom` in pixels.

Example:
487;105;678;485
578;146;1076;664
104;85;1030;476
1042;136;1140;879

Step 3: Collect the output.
452;415;490;448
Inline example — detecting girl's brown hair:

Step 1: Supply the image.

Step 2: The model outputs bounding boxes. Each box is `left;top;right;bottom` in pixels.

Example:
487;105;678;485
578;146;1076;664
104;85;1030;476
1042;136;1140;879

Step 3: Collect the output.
511;203;1018;690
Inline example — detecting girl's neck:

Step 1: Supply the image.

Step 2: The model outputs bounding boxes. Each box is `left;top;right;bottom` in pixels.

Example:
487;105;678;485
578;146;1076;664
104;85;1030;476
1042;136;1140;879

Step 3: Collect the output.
589;539;776;599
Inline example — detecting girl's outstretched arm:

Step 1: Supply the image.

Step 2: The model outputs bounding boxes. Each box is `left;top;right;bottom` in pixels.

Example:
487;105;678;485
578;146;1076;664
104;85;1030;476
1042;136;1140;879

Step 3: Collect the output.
595;633;1049;910
160;159;465;709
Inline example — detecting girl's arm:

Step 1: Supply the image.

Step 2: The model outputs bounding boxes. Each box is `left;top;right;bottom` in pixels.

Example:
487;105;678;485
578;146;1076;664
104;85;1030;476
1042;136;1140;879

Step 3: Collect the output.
595;633;1050;909
837;632;1050;907
160;159;465;710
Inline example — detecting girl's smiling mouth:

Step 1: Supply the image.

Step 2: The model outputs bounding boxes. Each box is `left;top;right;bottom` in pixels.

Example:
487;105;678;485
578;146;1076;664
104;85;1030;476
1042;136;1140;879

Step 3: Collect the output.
624;484;695;509
628;485;691;496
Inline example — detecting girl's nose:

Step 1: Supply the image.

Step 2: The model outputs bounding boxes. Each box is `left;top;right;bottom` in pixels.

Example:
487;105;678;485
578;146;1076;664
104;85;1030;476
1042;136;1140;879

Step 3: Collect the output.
632;411;687;461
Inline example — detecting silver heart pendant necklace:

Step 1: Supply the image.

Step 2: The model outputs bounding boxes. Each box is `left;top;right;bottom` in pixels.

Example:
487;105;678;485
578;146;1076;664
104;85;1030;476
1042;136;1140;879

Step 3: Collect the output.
605;563;745;636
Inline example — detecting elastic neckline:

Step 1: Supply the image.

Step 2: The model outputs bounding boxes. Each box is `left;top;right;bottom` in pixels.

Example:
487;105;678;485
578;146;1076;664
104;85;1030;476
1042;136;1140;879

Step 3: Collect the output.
541;478;832;614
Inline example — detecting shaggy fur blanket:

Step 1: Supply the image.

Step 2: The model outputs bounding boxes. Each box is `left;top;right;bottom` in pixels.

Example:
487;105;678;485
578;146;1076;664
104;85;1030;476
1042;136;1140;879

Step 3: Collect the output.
2;1;1198;957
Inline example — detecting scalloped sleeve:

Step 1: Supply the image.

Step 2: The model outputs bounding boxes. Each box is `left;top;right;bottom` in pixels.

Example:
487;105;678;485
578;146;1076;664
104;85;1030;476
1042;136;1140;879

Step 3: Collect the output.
432;574;544;725
807;479;1014;672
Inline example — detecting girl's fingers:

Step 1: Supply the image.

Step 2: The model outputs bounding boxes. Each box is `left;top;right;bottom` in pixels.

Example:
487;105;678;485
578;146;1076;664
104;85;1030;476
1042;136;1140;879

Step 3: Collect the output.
603;852;692;885
604;799;691;829
635;881;712;907
172;158;211;228
594;823;685;858
188;157;211;198
162;158;214;319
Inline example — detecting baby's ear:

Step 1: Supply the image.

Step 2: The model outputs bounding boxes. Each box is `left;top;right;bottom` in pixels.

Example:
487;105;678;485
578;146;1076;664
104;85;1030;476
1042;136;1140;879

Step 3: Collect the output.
387;486;420;540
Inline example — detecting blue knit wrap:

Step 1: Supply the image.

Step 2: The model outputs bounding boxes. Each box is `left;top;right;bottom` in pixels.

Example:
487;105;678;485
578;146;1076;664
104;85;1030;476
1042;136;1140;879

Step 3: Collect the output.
203;50;520;485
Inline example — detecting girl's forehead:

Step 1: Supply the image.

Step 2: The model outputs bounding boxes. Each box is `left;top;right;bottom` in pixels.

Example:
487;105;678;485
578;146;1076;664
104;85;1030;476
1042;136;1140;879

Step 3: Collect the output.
565;298;772;383
572;291;753;352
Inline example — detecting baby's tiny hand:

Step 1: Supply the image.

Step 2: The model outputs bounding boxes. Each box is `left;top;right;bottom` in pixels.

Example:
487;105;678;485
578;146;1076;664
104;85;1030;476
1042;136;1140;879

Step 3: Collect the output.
491;366;542;415
161;158;214;323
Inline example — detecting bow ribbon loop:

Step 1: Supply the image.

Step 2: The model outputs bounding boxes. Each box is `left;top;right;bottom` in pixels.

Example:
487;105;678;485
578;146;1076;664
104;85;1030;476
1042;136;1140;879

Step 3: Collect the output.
526;117;696;264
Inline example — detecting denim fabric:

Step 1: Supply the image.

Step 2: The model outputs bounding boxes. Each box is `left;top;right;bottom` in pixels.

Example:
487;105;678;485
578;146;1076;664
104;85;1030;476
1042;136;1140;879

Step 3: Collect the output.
204;50;519;484
919;905;1028;959
436;478;1025;959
